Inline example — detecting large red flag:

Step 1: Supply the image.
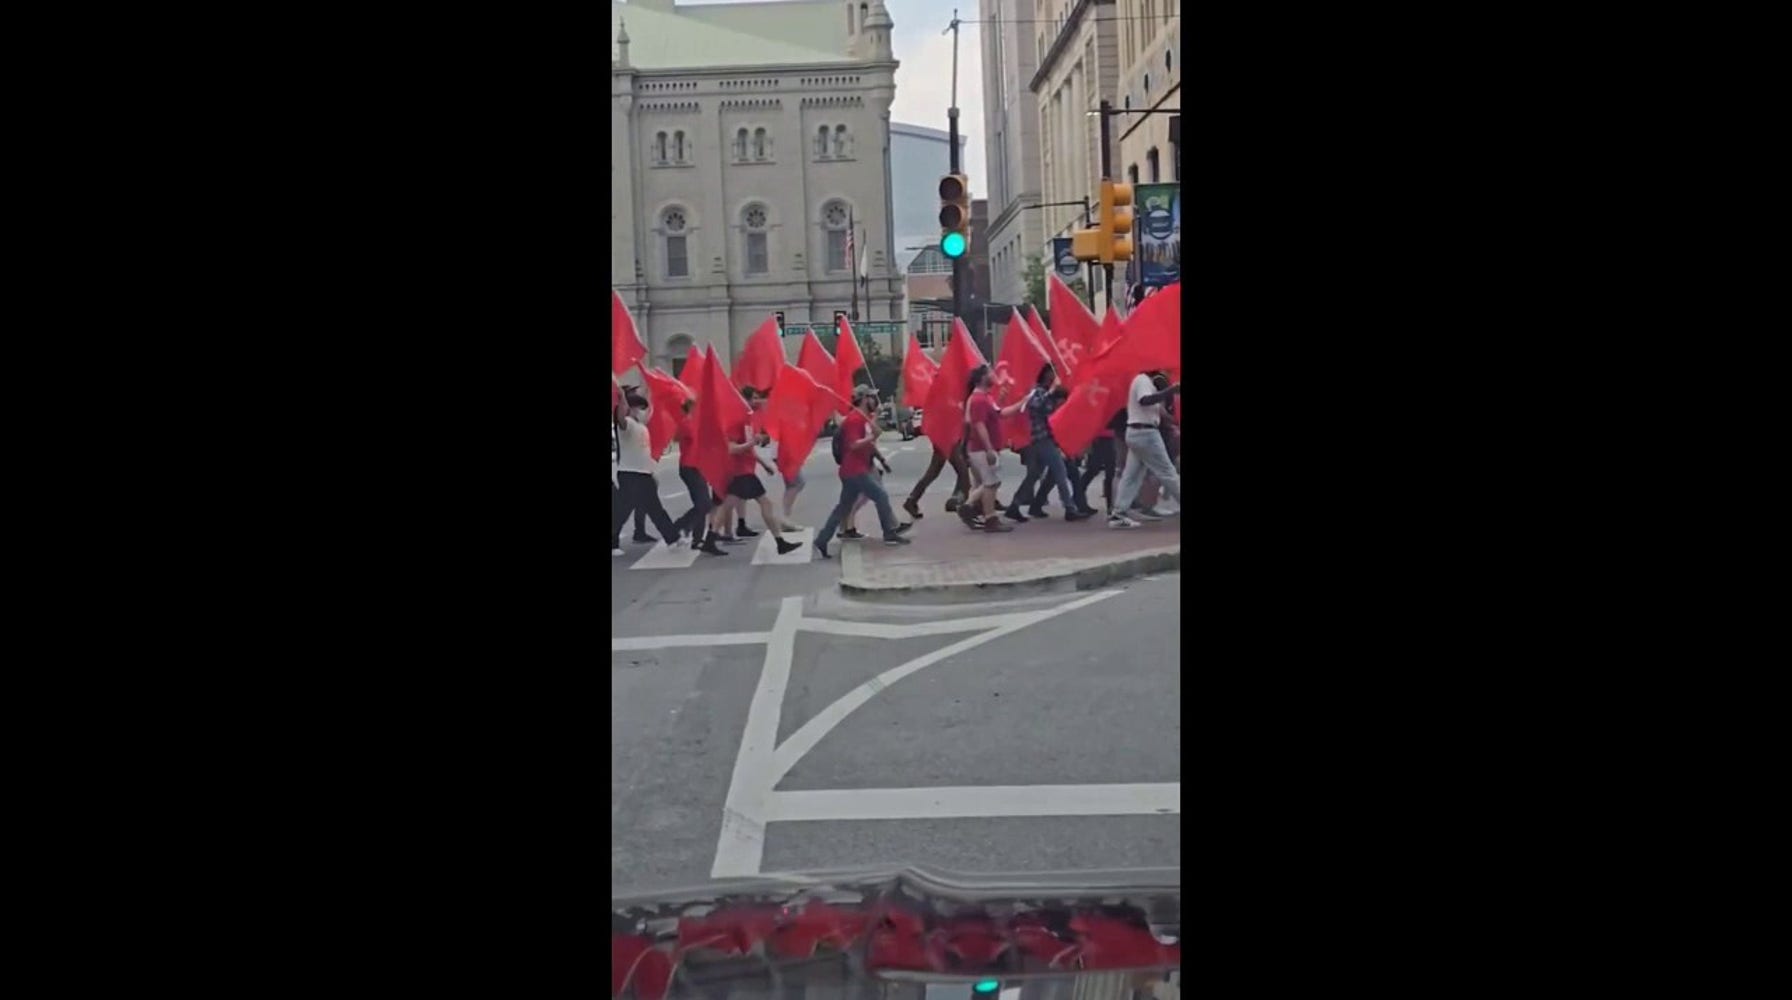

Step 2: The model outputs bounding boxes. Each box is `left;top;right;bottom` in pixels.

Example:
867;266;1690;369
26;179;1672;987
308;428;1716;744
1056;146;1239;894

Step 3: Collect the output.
638;364;694;462
1081;282;1182;385
1094;307;1124;357
900;332;938;408
1047;365;1132;459
834;315;867;402
612;290;647;376
694;344;751;496
1047;275;1101;378
993;316;1052;449
922;319;988;456
767;363;846;483
797;331;843;414
1025;304;1074;383
677;344;707;394
733;316;785;393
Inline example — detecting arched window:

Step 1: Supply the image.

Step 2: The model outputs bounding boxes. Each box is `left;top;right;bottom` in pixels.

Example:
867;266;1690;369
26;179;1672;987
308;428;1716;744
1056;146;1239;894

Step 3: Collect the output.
1128;163;1139;186
735;128;749;161
742;203;769;275
654;131;668;164
822;200;850;272
753;128;768;160
674;130;687;162
666;335;695;377
1147;148;1160;183
663;207;690;278
1166;48;1173;71
815;125;830;158
1124;94;1131;110
833;125;849;157
1144;72;1152;94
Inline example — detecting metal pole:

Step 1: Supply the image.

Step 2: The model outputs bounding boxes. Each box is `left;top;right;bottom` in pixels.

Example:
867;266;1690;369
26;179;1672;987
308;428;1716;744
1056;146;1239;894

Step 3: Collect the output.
947;12;964;334
1082;196;1096;312
1099;99;1115;316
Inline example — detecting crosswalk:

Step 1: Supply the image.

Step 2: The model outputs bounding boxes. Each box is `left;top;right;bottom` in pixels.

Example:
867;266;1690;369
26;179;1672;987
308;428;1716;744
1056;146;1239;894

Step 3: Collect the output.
623;528;817;571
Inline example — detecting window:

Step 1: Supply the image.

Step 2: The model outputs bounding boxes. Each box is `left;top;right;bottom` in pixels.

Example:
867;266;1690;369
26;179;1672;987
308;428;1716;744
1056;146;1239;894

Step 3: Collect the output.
1128;164;1139;186
735;129;748;160
674;130;687;162
1147;148;1160;183
822;200;849;272
1145;72;1152;94
663;207;689;278
742;204;768;275
1124;94;1131;110
815;125;830;158
753;127;768;160
833;125;848;157
1166;48;1174;71
654;131;668;164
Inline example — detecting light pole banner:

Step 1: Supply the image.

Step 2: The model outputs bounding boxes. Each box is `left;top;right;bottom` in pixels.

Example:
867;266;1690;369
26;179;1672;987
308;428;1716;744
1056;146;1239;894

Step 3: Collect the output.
1135;183;1181;288
1052;237;1080;279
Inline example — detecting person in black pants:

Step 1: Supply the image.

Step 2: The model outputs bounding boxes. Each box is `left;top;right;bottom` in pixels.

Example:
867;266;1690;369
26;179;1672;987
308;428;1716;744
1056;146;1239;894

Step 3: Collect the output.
668;400;726;556
611;392;682;550
1076;408;1126;514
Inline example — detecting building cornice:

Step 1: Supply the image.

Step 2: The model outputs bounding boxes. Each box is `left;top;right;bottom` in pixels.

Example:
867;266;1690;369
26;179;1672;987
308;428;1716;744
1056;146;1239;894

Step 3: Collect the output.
1028;0;1113;94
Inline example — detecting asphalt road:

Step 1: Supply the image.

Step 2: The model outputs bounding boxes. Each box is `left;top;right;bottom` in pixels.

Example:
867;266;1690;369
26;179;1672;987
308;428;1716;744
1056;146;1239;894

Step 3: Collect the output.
612;445;1183;897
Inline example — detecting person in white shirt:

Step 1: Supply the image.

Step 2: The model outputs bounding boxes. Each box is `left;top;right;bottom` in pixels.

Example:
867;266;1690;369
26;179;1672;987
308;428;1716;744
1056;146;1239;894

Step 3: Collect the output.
1108;371;1182;529
611;391;683;550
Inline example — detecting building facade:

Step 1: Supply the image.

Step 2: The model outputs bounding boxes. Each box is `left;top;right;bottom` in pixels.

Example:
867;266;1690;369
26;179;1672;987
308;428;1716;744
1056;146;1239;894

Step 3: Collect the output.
1030;0;1123;315
889;122;965;274
981;0;1046;311
610;0;903;372
1115;0;1180;189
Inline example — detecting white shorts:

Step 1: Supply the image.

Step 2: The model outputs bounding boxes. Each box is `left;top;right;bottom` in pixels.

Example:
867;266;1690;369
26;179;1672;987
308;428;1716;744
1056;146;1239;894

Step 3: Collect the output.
968;453;1001;489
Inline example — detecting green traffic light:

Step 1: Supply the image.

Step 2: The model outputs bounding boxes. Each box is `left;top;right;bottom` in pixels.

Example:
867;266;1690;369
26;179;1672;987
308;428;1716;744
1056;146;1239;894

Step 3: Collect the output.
941;231;967;258
973;980;1001;994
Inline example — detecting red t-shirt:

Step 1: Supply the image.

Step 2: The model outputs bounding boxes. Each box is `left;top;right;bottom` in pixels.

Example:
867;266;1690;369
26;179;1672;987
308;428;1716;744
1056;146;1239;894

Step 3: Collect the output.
965;392;1002;454
674;421;698;468
838;410;873;478
731;422;759;477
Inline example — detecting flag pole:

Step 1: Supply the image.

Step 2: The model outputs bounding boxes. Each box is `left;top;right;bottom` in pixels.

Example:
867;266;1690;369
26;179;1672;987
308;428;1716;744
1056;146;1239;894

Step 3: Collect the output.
849;209;860;322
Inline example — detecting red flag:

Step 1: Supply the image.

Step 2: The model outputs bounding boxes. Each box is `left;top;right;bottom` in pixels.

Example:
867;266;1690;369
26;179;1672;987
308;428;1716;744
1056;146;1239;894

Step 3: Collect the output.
1094;307;1124;357
639;364;694;462
922;319;987;456
733;316;784;393
1081;282;1182;385
1048;275;1101;378
834;314;867;402
1025;304;1074;383
1047;364;1132;458
796;331;843;414
694;344;751;496
993;316;1051;449
900;332;938;408
677;344;707;394
612;290;647;376
767;364;846;482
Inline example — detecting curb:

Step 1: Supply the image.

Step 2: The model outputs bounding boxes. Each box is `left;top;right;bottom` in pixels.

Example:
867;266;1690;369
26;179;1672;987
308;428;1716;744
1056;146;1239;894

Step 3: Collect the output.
839;543;1180;601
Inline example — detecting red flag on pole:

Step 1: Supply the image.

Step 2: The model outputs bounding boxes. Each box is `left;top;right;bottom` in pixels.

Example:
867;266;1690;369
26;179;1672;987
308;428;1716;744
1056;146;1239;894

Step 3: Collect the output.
1094;307;1124;357
767;363;846;483
1047;275;1101;379
797;331;843;414
1025;304;1073;384
694;344;751;496
834;314;867;402
922;319;988;456
993;316;1052;449
638;364;695;462
900;332;939;409
1047;365;1132;458
677;344;707;394
1080;282;1181;385
733;316;784;393
612;290;648;376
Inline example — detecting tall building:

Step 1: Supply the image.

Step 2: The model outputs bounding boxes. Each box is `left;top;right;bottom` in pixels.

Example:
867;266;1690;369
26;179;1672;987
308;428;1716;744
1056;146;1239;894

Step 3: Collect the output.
981;0;1046;310
889;122;966;274
1030;0;1123;315
610;0;902;371
1115;1;1181;187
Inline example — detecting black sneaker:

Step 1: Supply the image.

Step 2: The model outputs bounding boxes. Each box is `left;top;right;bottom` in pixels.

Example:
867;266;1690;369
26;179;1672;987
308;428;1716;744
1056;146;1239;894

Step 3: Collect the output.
1065;510;1093;522
813;540;831;560
698;541;728;556
894;521;913;534
631;533;656;544
737;524;760;537
883;534;912;545
1028;508;1051;519
903;497;924;520
944;495;963;513
775;537;800;556
1004;507;1029;523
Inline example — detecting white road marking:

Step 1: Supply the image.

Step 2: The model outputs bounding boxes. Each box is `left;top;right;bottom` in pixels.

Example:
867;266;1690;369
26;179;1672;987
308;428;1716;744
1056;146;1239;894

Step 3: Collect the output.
628;541;702;570
750;528;814;565
765;589;1122;783
612;632;770;650
797;612;1042;639
764;783;1181;822
710;596;803;878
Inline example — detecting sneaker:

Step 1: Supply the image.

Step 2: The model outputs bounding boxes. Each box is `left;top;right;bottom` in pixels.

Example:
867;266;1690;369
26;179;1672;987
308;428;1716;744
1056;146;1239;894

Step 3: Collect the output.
779;522;807;532
721;535;747;545
1065;510;1092;522
631;533;656;544
982;520;1014;532
841;527;865;540
698;541;727;556
611;547;625;557
903;497;924;520
1130;507;1164;521
957;505;982;528
1154;503;1180;516
1076;506;1101;517
1004;507;1029;523
883;534;913;545
944;495;963;513
813;540;831;560
1108;514;1141;529
774;537;801;556
737;524;760;537
1028;508;1051;519
893;521;913;534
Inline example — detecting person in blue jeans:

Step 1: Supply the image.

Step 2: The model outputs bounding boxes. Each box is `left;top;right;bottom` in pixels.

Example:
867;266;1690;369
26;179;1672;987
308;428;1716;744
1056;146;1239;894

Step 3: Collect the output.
1021;365;1094;522
814;385;914;559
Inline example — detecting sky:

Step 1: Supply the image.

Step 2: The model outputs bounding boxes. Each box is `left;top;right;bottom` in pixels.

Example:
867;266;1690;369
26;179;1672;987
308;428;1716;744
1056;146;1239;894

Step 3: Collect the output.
677;0;988;194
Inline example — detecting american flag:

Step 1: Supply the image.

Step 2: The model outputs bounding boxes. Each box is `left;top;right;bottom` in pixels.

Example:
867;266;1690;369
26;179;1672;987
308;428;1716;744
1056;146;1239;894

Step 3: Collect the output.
845;209;855;273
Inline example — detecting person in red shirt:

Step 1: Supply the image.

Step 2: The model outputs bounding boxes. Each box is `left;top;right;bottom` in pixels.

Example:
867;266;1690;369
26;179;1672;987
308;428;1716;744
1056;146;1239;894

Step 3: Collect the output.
814;385;913;558
961;364;1032;531
669;400;727;556
715;389;801;555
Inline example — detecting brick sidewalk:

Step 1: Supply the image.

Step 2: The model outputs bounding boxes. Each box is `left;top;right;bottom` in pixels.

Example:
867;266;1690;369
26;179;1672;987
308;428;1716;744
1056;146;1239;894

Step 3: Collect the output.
839;508;1181;596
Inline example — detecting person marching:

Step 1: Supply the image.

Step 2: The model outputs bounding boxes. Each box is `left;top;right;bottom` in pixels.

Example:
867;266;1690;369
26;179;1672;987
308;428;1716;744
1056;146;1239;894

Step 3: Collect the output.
961;365;1032;532
611;390;684;551
670;399;727;556
717;388;802;556
840;388;906;540
903;440;972;521
1109;371;1183;529
1018;365;1091;521
814;385;914;559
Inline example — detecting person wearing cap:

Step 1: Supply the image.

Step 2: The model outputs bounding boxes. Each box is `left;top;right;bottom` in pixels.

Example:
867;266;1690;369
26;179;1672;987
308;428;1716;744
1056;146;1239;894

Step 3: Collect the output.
962;364;1032;532
814;383;913;558
840;384;902;540
1109;370;1182;529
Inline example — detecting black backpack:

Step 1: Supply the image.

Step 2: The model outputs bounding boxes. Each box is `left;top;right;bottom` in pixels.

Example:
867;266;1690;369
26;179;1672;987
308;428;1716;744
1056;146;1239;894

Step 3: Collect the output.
832;428;847;463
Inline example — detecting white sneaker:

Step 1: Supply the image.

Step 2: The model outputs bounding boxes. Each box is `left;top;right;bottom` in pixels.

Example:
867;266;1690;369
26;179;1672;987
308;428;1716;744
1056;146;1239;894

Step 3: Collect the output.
1130;507;1164;521
611;547;625;556
1108;514;1140;529
1155;503;1180;516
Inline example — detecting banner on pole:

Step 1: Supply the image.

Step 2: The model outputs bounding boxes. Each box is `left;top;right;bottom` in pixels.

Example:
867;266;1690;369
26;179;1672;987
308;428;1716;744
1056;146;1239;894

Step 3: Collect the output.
1134;183;1181;288
1052;237;1080;279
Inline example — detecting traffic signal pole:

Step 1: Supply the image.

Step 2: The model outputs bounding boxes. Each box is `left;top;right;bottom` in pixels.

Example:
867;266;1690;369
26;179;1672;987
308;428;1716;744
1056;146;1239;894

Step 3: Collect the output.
1099;98;1115;315
947;11;966;342
1083;195;1096;312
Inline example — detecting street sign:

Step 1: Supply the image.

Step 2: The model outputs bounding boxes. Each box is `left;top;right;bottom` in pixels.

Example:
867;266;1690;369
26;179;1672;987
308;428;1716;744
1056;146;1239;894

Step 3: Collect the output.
1053;237;1080;278
781;320;905;338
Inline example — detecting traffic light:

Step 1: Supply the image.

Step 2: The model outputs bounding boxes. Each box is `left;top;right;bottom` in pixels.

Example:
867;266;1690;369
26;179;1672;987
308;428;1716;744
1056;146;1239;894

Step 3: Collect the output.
972;980;1002;996
938;173;971;259
1099;180;1134;262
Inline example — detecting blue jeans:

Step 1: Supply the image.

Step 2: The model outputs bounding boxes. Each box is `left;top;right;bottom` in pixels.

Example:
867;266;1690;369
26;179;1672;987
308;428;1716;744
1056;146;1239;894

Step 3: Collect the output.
1034;439;1079;511
817;473;899;547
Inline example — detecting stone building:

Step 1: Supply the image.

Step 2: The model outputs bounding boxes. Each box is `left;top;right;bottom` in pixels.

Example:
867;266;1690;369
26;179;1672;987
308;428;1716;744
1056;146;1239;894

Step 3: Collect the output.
981;0;1047;310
